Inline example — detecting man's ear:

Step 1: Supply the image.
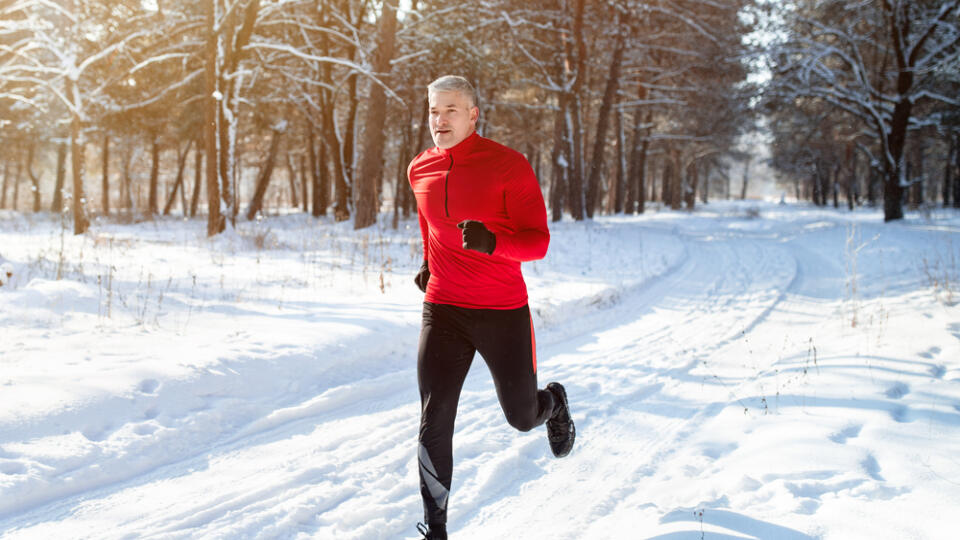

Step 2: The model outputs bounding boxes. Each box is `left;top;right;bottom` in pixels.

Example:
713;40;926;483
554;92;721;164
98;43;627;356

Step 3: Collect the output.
470;106;479;125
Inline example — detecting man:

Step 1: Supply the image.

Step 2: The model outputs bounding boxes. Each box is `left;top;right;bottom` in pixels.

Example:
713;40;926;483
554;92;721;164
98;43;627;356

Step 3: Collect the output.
408;75;576;540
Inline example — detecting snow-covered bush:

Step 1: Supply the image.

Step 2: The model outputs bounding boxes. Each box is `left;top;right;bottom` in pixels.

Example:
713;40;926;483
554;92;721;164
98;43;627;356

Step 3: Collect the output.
0;260;13;288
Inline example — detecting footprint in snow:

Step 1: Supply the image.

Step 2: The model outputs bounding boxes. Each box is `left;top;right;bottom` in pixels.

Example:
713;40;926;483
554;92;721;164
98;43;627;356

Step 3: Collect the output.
829;424;862;444
884;382;909;400
138;379;160;394
890;405;910;423
862;453;884;482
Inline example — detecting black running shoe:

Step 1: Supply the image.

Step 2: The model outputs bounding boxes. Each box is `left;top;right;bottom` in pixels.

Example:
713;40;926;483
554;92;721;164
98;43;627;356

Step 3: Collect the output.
546;382;575;457
417;522;447;540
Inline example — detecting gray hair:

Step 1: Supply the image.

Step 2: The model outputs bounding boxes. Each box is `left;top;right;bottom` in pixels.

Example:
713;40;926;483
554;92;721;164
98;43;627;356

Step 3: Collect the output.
427;75;477;108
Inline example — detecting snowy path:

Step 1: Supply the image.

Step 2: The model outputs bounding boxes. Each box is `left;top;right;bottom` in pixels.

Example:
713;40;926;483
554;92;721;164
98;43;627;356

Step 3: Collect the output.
2;203;959;539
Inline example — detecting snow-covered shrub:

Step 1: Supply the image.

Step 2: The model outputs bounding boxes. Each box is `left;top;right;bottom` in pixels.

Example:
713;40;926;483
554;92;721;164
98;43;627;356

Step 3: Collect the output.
0;261;13;288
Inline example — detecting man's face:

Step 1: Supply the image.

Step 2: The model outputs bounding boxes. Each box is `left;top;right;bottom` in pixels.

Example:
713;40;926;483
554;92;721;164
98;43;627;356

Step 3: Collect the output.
429;90;478;149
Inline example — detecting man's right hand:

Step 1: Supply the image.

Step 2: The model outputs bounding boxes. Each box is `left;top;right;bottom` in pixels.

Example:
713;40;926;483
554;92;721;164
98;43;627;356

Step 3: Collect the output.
414;261;430;293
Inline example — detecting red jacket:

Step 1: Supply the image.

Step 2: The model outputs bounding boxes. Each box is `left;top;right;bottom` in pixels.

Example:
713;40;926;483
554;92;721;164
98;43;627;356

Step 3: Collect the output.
409;132;549;309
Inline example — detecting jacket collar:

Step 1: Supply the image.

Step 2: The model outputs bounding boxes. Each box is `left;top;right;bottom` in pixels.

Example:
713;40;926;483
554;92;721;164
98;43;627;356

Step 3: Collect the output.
433;131;480;159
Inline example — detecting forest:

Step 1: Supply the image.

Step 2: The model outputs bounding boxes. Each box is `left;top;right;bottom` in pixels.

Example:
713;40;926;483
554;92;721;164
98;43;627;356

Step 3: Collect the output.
1;0;958;236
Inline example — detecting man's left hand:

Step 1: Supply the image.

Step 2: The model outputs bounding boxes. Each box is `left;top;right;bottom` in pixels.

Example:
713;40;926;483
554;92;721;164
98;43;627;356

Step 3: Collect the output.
457;220;496;255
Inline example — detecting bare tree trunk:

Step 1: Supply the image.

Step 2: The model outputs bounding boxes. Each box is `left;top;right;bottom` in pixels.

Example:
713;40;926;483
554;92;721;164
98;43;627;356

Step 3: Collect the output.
943;136;954;208
148;135;160;216
246;126;284;220
26;142;42;212
355;0;399;229
549;68;569;222
613;108;626;214
12;151;20;211
101;134;110;215
164;139;194;215
701;163;710;205
336;74;359;222
740;156;751;200
954;133;960;209
68;91;89;234
285;152;299;210
190;143;203;218
661;156;672;206
0;161;7;209
308;126;328;217
204;0;224;235
51;141;67;212
121;143;135;214
847;153;857;210
909;143;924;208
684;161;698;210
298;153;308;212
832;163;840;209
626;103;647;214
566;0;587;221
392;134;406;230
585;28;625;218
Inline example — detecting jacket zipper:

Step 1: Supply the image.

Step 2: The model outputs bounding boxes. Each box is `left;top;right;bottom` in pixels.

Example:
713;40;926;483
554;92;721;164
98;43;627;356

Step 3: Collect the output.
444;155;454;217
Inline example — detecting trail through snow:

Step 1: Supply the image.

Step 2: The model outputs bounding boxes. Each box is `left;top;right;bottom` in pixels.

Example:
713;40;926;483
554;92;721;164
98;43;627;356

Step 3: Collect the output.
1;201;959;539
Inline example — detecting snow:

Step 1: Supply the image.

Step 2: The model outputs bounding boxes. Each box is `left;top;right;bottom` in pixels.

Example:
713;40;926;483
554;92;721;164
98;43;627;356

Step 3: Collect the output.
1;201;959;540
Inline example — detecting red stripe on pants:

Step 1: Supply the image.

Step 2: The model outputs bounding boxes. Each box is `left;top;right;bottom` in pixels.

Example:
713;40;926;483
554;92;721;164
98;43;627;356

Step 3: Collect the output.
530;314;537;374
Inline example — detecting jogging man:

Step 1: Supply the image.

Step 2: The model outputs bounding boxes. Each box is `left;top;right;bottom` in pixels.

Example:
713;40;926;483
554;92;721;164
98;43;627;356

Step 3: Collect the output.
409;75;576;540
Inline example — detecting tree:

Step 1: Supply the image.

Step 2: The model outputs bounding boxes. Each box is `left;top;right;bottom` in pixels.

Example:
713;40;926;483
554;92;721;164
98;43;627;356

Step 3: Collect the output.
769;0;960;221
354;0;400;230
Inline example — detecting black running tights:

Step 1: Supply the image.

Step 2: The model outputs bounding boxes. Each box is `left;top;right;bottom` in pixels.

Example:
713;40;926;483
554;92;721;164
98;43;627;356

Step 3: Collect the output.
417;302;556;527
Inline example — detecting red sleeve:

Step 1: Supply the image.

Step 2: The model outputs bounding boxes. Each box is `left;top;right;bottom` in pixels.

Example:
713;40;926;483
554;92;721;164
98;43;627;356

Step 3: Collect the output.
417;207;430;263
492;157;550;262
409;157;430;264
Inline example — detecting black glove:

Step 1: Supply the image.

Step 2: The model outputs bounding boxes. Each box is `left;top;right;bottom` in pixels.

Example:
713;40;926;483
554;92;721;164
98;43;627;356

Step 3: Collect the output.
414;261;430;293
457;220;496;255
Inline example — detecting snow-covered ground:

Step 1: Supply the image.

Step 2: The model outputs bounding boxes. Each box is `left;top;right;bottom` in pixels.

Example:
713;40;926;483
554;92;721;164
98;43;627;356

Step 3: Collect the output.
1;201;958;540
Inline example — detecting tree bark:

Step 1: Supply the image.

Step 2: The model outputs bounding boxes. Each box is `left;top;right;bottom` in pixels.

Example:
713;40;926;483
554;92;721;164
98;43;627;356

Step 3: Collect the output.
190;143;203;218
285;152;299;210
566;0;587;220
298;153;308;213
550;80;569;222
0;161;7;209
659;157;671;207
626;105;647;214
121;143;135;214
246;127;284;220
68;90;89;234
204;0;224;236
954;133;960;209
354;0;399;229
684;161;698;210
101;134;110;215
613;108;627;214
164;139;194;215
12;151;20;211
51;141;67;212
585;29;625;218
148;135;160;216
26;142;42;212
740;156;751;200
942;136;954;208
